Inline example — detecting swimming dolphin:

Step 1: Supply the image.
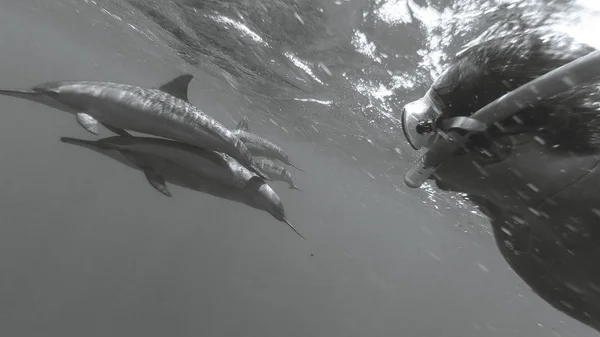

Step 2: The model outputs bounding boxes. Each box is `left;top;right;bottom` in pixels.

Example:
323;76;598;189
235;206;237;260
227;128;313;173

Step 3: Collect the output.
60;135;305;239
232;117;303;171
0;74;269;180
255;157;303;191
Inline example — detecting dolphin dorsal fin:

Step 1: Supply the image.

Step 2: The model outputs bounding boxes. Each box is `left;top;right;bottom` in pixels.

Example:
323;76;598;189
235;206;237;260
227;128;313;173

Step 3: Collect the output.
158;74;194;102
236;116;250;131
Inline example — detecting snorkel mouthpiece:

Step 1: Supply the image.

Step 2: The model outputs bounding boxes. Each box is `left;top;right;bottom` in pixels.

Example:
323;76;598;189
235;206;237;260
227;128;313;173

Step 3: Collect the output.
404;130;467;188
416;120;435;134
403;49;600;188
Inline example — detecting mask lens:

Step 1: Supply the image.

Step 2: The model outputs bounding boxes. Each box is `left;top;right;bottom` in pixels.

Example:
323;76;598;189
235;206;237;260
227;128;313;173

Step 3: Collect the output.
401;98;439;150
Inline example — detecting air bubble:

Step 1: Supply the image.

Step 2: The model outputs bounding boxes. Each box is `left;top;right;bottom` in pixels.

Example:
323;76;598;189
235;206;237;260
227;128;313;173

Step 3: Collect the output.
512;216;526;224
562;76;576;86
294;12;305;24
477;263;490;273
528;207;541;216
533;136;546;145
512;116;524;124
471;161;489;177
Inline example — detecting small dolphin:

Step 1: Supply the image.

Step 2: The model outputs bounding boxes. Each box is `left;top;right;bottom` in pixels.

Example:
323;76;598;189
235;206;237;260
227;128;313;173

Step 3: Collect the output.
0;74;269;180
255;157;303;191
61;135;305;239
232;117;303;171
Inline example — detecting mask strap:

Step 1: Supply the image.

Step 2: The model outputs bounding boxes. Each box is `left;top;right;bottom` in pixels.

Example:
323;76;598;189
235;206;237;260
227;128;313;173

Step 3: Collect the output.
426;87;489;133
424;87;445;116
438;116;487;133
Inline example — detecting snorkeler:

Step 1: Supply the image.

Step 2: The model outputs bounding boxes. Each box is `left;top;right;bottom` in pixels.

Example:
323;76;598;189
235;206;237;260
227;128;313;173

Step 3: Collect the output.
400;32;600;332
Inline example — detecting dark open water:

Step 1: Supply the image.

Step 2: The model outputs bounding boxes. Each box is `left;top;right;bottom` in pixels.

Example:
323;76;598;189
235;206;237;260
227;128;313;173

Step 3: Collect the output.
0;0;598;336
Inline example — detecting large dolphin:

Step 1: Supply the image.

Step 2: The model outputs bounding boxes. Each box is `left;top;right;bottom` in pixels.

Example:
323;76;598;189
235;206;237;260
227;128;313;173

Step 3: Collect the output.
60;135;305;239
0;74;269;180
232;117;303;171
255;157;303;191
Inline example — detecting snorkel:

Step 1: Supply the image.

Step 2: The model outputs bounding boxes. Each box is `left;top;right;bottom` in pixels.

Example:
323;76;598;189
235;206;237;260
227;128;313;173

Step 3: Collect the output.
401;50;600;188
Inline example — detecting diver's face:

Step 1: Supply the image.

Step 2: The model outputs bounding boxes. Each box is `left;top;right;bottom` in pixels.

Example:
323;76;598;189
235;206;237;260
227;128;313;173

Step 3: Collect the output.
433;151;502;194
432;135;569;213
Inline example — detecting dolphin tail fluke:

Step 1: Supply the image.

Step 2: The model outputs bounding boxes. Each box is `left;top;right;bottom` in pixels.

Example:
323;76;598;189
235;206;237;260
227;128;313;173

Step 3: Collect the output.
289;185;303;192
283;218;306;240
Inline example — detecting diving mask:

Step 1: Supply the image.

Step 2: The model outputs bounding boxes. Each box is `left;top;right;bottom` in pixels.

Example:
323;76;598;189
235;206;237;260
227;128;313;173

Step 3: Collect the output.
400;50;600;188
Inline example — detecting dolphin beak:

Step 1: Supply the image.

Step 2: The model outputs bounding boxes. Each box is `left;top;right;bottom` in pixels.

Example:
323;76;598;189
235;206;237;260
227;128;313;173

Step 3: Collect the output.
290;163;304;172
289;185;303;192
283;218;306;240
0;88;73;113
60;137;100;150
0;89;45;101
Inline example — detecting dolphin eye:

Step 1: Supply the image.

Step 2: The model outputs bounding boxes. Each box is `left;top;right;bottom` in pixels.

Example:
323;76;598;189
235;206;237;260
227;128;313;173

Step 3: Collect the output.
33;87;60;98
45;91;60;98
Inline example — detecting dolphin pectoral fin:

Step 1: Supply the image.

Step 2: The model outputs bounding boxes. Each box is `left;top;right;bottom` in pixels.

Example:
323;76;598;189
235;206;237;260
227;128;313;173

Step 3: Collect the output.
101;122;131;137
236;116;250;131
158;74;194;102
76;113;99;135
144;170;172;197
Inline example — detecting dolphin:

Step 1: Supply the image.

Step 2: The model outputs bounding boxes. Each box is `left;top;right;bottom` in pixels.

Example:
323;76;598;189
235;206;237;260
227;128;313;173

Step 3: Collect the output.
232;117;303;171
0;74;269;180
255;157;303;191
60;135;305;239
